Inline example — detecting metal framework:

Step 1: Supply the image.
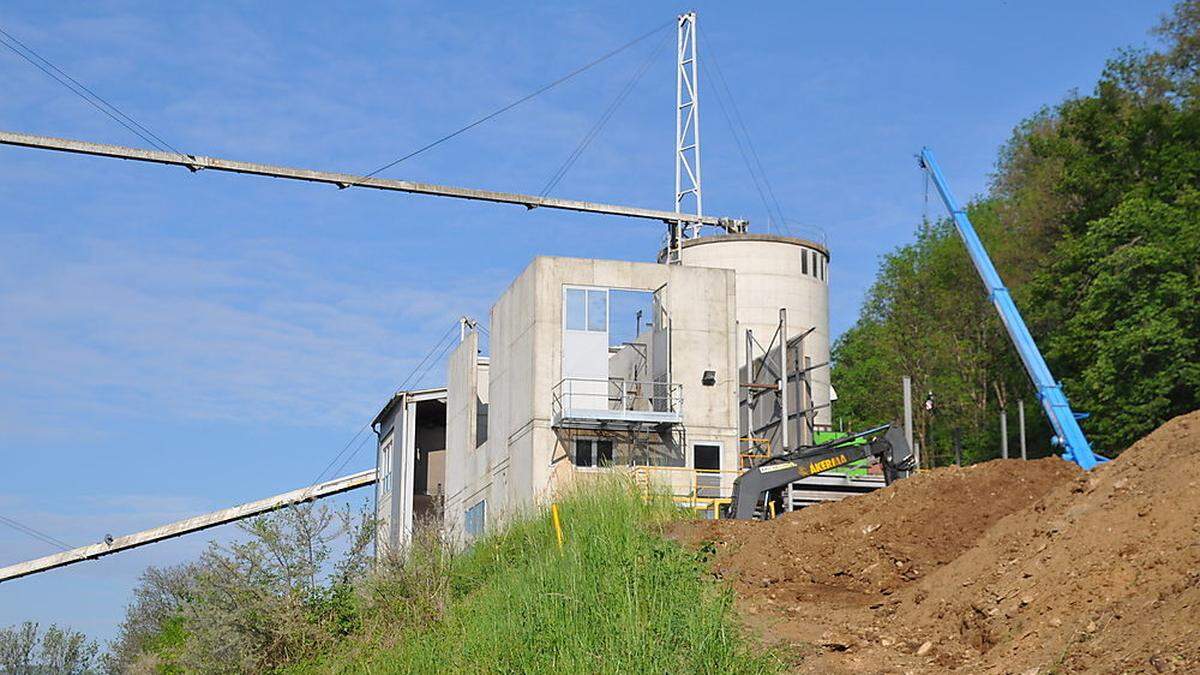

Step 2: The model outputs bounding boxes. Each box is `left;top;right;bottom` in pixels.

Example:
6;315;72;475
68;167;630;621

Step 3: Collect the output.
675;11;702;226
0;130;748;233
663;11;704;264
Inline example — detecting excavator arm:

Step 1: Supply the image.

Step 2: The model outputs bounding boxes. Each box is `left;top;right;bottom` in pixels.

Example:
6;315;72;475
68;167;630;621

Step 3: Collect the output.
727;424;914;519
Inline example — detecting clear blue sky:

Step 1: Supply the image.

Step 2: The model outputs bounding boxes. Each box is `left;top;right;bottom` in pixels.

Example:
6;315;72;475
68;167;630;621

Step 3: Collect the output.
0;0;1175;643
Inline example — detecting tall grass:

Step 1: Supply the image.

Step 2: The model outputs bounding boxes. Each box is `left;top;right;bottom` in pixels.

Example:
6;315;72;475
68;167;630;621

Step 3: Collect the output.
292;477;776;674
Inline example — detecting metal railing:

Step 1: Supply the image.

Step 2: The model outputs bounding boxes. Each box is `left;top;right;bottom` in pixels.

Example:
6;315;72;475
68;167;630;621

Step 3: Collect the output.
552;377;683;425
632;466;742;515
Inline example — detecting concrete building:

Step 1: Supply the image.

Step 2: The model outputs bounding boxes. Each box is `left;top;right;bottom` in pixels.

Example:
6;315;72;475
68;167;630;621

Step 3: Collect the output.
372;387;447;556
375;232;854;550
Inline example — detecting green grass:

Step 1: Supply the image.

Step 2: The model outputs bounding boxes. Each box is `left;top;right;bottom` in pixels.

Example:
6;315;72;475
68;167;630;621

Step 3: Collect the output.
290;477;777;674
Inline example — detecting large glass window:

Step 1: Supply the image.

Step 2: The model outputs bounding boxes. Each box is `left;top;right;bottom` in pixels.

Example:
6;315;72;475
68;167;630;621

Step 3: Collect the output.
564;287;608;333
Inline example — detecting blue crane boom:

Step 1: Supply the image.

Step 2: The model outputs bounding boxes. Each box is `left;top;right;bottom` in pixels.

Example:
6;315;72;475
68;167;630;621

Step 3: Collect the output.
918;148;1103;470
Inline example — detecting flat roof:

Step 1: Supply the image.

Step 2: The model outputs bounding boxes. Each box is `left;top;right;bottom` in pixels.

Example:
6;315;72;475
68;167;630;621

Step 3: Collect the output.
372;386;448;427
677;232;830;258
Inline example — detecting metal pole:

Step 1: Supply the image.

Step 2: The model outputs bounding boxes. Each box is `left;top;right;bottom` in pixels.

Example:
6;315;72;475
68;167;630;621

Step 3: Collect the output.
779;309;792;512
903;376;916;468
0;130;746;232
779;309;789;454
1000;408;1009;459
744;328;753;460
1018;399;1027;460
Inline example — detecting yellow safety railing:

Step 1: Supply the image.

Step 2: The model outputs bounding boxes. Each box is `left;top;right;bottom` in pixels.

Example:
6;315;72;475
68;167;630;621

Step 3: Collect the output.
631;466;742;518
739;436;772;469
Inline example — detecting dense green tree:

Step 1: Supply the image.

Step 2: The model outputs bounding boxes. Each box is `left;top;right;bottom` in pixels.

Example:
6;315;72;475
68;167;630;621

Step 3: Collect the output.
833;0;1200;462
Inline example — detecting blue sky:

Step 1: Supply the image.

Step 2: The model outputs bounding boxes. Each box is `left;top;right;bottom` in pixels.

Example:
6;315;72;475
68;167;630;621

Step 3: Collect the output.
0;0;1175;643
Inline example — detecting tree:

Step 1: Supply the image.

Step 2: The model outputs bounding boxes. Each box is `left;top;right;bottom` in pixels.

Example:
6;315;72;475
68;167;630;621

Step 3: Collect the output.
108;500;374;673
833;0;1200;461
0;621;99;674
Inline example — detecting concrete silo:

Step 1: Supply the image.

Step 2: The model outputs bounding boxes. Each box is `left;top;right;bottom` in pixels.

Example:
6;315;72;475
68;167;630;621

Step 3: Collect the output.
668;233;832;448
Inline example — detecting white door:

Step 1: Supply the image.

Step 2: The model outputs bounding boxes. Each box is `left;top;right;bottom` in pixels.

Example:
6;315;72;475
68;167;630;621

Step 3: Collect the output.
562;287;609;413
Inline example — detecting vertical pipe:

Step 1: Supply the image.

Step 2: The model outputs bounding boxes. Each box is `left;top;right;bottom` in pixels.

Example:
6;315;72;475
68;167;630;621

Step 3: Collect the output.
1019;399;1027;460
903;376;915;468
1000;409;1009;459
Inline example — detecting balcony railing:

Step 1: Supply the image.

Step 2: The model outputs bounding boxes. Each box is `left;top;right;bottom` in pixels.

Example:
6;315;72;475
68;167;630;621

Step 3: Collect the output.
552;377;683;427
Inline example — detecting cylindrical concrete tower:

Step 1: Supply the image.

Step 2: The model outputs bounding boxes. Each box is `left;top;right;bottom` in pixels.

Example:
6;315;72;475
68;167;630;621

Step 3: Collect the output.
667;233;832;431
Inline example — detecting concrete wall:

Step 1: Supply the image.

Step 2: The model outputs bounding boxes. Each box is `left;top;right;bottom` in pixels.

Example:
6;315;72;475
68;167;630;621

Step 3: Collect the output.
446;256;740;533
444;331;494;535
675;234;832;434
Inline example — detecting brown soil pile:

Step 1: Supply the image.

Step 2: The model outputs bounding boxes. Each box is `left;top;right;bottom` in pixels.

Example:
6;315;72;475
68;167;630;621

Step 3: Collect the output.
672;410;1200;673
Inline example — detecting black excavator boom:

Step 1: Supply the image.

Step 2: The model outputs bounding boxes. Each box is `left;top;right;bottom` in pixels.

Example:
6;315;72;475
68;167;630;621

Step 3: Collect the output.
726;424;915;519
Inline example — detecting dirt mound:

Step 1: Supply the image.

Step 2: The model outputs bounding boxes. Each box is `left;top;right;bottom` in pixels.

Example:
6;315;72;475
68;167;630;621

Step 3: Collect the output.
672;410;1200;673
672;458;1078;602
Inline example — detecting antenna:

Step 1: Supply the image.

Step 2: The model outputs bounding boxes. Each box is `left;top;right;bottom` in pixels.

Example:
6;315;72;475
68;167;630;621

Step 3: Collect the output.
668;11;702;262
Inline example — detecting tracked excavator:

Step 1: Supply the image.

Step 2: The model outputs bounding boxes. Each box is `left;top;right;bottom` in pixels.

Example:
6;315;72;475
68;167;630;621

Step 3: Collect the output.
726;424;916;520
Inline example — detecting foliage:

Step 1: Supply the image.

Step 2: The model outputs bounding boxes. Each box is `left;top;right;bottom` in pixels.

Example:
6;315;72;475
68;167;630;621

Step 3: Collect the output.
833;0;1200;461
0;621;99;674
107;500;374;674
290;477;777;674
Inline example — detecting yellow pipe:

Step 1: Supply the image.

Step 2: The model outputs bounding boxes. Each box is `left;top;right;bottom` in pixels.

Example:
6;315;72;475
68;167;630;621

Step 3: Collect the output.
551;503;564;551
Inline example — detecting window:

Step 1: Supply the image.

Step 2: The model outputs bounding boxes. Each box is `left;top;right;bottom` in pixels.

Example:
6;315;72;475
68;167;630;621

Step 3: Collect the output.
693;443;721;471
693;443;722;499
810;251;817;278
565;288;586;330
465;500;486;536
573;438;614;467
379;434;394;496
587;289;607;331
801;249;808;275
564;287;608;333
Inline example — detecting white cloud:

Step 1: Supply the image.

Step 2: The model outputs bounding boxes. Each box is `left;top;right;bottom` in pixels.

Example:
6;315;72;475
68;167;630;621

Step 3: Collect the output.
0;233;501;437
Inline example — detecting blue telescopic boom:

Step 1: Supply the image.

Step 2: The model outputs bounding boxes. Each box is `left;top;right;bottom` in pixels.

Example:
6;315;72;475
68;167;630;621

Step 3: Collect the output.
918;148;1102;470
